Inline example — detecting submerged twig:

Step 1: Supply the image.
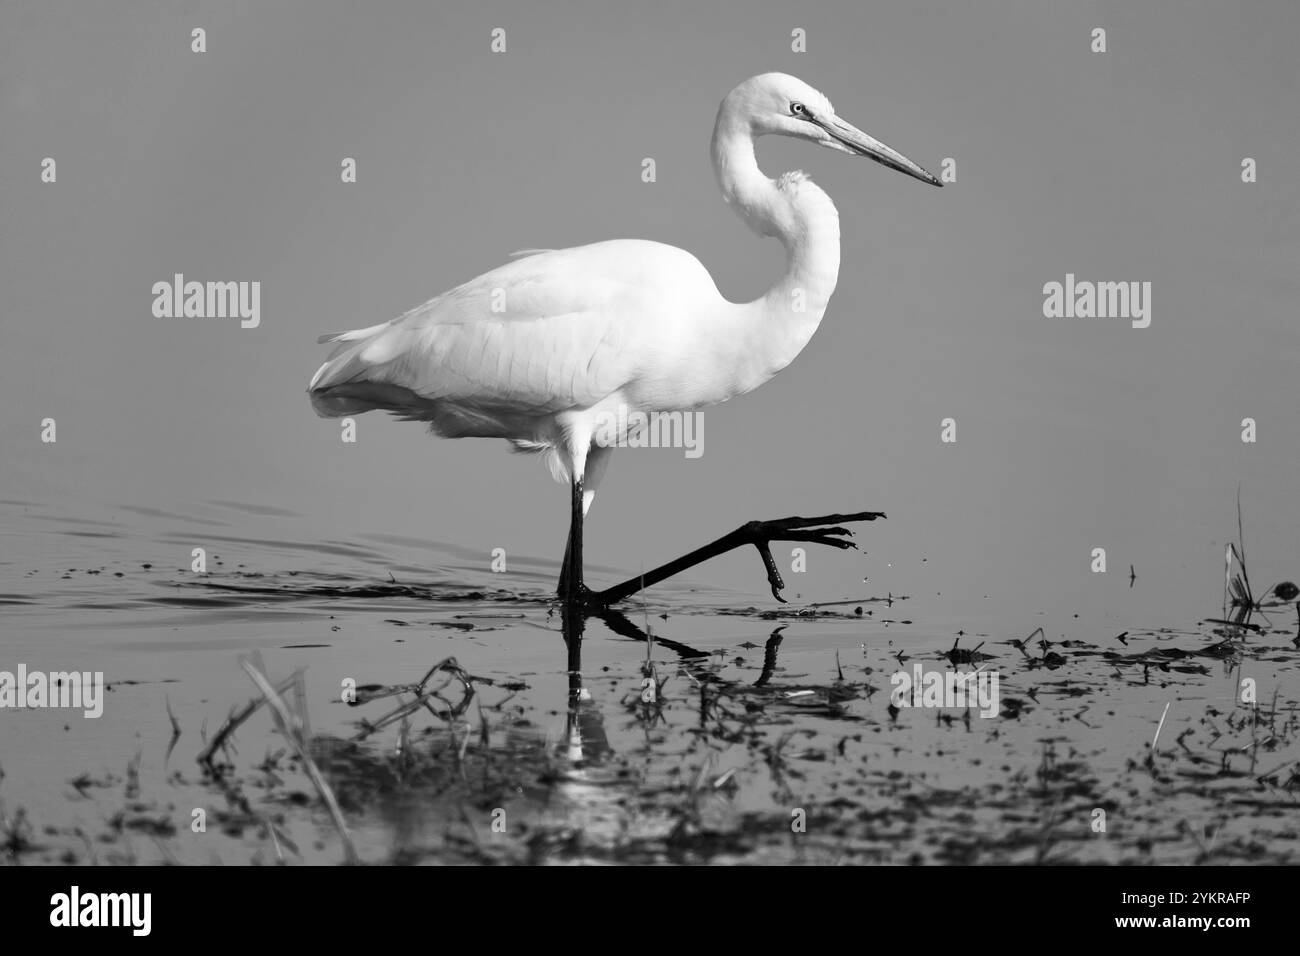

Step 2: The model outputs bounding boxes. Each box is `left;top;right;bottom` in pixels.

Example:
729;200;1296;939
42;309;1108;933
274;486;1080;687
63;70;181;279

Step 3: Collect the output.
241;660;358;865
351;657;476;741
1150;701;1171;758
163;695;182;767
198;673;299;770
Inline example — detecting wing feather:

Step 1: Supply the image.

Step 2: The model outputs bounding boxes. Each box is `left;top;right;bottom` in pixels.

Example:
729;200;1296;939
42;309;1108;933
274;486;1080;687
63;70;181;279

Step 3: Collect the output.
309;244;651;418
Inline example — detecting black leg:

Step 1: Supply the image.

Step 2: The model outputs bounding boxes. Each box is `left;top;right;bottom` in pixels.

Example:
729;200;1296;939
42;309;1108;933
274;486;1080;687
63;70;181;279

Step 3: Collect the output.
561;599;586;702
557;522;574;597
557;476;586;607
586;511;885;608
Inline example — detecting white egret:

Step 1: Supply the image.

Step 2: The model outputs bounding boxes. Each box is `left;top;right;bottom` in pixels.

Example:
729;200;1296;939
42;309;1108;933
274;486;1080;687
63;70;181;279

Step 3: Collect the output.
309;73;940;608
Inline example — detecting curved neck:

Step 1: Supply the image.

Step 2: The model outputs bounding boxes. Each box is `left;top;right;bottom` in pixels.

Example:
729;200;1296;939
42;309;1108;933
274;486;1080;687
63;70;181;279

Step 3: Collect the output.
710;111;841;322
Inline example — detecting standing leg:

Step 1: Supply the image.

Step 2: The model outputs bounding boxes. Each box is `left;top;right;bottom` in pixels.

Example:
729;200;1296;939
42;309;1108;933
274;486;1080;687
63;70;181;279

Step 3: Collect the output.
558;475;586;605
557;522;575;597
556;436;609;607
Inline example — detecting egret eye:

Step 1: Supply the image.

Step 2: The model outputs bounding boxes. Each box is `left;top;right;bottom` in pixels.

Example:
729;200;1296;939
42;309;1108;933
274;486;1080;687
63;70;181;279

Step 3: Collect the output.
790;102;807;116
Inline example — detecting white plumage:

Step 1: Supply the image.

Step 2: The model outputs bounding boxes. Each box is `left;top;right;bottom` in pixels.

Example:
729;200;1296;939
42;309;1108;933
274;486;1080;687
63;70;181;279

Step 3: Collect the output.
309;72;939;599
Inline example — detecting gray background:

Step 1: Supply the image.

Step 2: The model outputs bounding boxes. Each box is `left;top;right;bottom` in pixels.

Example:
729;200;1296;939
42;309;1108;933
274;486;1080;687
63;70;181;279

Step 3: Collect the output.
3;0;1297;613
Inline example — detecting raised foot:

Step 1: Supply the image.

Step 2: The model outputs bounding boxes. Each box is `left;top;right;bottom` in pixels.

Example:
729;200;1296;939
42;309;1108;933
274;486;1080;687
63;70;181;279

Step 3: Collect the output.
738;511;886;602
578;509;886;611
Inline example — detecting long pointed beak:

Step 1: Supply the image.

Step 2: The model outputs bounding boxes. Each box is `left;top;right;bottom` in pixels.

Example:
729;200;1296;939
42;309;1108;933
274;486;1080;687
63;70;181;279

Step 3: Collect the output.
817;115;942;187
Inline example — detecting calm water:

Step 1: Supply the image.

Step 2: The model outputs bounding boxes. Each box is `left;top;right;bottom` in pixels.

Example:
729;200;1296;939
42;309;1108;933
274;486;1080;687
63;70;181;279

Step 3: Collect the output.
1;496;1297;865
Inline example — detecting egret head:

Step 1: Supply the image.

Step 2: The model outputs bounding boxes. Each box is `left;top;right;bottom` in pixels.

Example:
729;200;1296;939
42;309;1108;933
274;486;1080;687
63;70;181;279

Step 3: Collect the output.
730;72;941;187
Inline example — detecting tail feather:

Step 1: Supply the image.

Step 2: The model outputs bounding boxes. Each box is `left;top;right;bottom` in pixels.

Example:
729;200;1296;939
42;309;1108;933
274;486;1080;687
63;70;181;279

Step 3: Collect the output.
309;381;435;419
316;322;389;346
308;319;412;417
308;321;395;394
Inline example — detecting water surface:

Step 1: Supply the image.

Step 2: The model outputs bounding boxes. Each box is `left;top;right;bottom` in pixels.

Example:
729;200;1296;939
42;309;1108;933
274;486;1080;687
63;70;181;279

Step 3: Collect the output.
2;497;1296;865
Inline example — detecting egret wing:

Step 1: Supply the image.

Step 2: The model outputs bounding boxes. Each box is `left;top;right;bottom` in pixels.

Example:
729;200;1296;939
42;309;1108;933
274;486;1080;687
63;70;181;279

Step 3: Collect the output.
309;245;646;420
